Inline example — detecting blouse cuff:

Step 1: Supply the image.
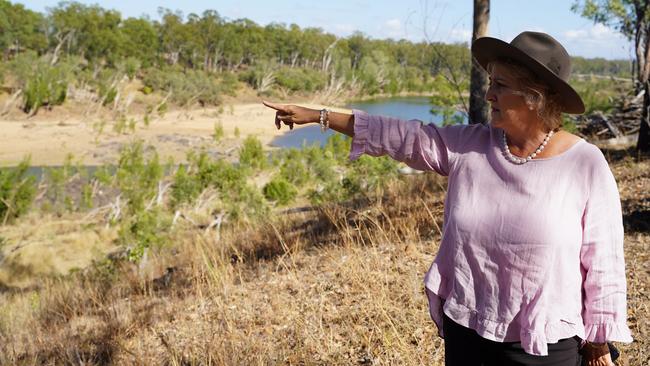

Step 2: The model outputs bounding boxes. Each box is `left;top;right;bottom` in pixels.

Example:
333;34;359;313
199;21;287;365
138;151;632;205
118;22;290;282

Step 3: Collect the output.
349;109;370;161
583;322;633;343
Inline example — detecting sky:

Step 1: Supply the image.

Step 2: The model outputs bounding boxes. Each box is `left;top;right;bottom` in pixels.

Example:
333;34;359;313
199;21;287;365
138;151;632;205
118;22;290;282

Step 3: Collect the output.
15;0;633;60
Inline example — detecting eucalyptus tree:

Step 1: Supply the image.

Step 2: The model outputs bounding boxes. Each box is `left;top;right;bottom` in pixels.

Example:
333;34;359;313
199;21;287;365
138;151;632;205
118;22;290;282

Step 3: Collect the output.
347;32;369;70
264;22;292;65
187;10;224;72
220;22;245;70
156;8;189;66
120;17;158;68
301;27;336;69
572;0;650;151
48;1;122;65
286;23;304;67
229;18;266;67
0;0;47;59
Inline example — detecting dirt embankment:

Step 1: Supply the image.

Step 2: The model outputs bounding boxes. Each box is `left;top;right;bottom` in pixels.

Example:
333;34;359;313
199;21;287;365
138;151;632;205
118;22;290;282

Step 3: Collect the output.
0;101;351;167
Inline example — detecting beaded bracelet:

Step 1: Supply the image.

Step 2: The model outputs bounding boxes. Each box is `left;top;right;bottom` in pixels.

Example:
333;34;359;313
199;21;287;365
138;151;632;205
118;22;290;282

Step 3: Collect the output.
319;108;330;133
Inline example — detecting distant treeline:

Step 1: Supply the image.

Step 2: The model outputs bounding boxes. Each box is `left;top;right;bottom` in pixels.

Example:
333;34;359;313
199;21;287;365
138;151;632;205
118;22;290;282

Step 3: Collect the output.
0;1;471;73
0;0;632;113
571;57;631;77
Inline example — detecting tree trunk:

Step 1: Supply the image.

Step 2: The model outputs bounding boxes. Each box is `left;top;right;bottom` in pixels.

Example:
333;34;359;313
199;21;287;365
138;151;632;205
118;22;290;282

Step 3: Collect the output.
469;0;490;124
635;3;650;151
637;80;650;152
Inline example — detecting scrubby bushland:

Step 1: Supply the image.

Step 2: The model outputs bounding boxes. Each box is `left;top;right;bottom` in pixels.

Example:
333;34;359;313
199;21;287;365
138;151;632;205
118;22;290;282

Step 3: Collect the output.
274;66;328;93
570;76;631;114
142;66;237;107
1;133;403;258
3;155;647;365
7;52;77;114
169;148;268;221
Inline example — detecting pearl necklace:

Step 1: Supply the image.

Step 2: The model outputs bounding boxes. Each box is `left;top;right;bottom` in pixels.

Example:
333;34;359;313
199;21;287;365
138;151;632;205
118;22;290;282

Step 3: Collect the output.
501;129;555;165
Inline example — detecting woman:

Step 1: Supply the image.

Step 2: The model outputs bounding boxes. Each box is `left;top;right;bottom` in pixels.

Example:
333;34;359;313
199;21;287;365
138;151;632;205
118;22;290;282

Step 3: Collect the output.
262;32;632;366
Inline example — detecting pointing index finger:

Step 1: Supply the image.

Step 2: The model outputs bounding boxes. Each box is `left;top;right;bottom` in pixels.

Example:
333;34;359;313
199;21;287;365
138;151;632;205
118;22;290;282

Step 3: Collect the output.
262;100;284;111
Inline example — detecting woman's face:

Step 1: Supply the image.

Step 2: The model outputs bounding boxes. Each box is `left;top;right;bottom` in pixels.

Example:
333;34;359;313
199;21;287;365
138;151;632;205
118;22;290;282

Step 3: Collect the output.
485;64;531;129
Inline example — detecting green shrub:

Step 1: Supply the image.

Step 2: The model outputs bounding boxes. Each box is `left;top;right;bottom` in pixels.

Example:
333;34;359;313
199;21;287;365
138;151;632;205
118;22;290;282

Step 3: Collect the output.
213;122;225;142
45;167;66;207
169;151;266;218
239;61;279;93
187;151;246;192
118;208;171;261
348;155;399;192
219;71;239;97
278;149;310;186
323;134;352;162
181;151;268;220
274;67;327;93
430;74;469;125
118;57;141;80
93;166;114;186
263;177;297;205
570;77;627;114
115;141;163;213
226;184;268;221
239;136;267;169
142;66;225;106
0;158;36;224
41;154;78;213
562;116;578;134
303;145;337;182
80;182;94;209
170;164;202;208
23;74;65;112
22;67;70;113
8;52;77;114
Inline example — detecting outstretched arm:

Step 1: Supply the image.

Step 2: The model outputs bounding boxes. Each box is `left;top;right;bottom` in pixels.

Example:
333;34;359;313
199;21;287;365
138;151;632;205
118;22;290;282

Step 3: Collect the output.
263;101;465;175
262;101;355;137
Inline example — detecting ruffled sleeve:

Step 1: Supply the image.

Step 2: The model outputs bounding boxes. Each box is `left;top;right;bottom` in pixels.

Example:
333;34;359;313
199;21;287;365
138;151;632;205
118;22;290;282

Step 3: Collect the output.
349;110;468;176
580;150;633;343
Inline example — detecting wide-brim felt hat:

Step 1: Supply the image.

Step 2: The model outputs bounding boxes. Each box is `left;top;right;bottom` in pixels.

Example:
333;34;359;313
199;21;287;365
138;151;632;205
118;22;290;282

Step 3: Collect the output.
471;31;585;114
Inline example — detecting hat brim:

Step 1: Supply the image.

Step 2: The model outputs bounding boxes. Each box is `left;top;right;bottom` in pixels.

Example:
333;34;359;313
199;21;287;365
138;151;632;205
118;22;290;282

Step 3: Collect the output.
471;37;585;114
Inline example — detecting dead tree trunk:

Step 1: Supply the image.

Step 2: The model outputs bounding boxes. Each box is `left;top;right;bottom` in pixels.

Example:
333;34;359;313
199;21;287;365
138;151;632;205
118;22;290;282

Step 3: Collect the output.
469;0;490;124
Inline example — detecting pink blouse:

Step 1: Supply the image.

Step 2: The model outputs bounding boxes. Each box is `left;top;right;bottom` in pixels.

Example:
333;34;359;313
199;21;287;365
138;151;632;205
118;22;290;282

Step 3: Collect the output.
349;110;633;356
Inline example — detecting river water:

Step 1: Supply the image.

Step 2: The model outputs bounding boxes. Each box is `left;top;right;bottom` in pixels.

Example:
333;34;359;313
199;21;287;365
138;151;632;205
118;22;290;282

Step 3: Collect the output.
270;96;465;148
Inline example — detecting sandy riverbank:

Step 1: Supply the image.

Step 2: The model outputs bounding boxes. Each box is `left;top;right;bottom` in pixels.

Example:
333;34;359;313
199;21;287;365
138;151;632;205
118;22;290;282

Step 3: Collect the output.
0;102;352;167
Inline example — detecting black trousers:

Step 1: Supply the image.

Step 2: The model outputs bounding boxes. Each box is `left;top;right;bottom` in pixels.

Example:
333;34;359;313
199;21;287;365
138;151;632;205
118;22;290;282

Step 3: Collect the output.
443;314;582;366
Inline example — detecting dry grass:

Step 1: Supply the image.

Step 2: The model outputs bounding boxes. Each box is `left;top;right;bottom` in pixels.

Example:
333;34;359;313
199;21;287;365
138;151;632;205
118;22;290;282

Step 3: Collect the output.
0;151;648;365
0;214;118;288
